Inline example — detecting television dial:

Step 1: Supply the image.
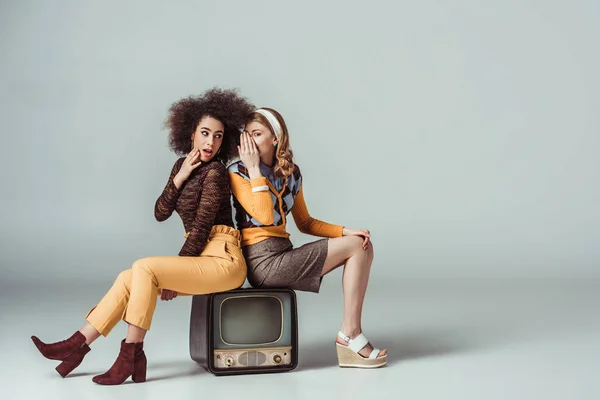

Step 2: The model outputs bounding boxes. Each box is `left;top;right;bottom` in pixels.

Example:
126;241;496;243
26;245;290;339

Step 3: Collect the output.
273;354;282;364
224;355;235;367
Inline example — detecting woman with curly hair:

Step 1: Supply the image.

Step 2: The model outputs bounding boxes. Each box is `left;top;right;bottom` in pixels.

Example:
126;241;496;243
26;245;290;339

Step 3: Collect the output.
30;88;255;385
228;108;387;369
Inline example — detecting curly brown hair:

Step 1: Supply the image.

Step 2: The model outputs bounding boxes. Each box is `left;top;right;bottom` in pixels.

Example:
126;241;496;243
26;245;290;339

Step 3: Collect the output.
165;88;255;162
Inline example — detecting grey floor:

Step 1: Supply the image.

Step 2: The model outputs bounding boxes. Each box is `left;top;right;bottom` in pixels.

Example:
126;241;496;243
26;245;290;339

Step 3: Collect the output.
1;277;598;399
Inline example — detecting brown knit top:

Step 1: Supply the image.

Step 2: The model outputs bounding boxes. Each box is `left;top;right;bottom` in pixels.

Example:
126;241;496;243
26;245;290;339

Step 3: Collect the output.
154;158;234;256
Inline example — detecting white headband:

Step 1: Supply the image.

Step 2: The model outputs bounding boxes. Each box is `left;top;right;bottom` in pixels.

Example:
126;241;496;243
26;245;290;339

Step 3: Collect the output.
254;109;282;140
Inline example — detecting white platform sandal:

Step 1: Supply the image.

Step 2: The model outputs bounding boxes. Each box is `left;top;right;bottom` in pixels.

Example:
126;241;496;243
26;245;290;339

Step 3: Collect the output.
336;331;387;368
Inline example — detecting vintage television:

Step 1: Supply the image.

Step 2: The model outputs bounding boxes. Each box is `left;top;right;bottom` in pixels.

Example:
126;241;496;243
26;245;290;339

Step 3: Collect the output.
189;287;298;375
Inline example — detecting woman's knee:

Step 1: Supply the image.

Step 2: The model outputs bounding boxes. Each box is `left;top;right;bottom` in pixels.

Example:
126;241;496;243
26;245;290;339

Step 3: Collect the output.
367;240;375;262
131;258;160;285
348;235;374;259
346;236;375;267
324;236;367;271
132;258;151;274
115;269;132;289
346;235;364;252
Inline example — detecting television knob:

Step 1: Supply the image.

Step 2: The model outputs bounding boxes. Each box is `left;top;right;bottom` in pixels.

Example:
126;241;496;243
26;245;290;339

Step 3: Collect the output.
224;356;235;367
273;354;282;364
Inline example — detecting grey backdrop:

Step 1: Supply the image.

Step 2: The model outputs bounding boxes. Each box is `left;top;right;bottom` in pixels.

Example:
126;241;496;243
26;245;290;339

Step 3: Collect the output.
1;0;599;286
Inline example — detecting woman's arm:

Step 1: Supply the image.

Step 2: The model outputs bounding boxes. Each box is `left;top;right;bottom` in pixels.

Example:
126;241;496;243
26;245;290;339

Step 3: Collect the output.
154;158;185;222
291;184;344;237
228;167;275;225
178;164;229;256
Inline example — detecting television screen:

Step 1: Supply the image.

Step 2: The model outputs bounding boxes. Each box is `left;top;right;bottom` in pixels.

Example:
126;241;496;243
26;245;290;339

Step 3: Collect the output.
220;296;282;345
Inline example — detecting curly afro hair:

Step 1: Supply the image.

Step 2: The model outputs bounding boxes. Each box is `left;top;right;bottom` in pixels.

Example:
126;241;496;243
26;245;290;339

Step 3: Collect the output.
165;87;255;162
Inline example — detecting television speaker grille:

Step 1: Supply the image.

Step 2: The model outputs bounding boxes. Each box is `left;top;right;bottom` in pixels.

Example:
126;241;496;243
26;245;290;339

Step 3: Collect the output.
238;351;267;366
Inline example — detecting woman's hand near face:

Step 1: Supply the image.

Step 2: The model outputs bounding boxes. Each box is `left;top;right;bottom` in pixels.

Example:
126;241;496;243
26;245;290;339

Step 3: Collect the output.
238;132;262;178
173;149;202;189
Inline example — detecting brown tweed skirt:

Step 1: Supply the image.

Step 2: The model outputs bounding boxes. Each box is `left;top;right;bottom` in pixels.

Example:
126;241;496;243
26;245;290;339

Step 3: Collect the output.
243;237;329;293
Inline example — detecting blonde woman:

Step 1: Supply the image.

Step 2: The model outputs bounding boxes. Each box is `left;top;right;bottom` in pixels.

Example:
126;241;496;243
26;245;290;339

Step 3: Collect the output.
227;108;387;368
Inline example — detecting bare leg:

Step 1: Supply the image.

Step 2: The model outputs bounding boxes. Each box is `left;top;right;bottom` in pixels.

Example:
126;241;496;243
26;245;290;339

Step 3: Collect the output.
321;236;386;358
78;314;146;346
79;322;102;346
79;313;146;346
125;324;147;343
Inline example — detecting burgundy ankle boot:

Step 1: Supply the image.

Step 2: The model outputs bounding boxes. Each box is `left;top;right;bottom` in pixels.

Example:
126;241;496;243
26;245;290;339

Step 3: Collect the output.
55;344;91;377
92;340;147;385
133;342;147;383
31;331;86;360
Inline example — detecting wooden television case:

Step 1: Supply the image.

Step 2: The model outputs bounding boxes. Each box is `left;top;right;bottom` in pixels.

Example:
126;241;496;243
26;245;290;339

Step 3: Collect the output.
189;287;298;375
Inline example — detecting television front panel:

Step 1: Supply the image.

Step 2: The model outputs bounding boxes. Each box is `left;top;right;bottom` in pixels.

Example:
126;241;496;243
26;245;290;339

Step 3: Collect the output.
190;288;298;375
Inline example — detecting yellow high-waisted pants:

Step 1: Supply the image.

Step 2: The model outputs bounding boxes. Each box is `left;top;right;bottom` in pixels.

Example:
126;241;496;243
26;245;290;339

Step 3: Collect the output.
85;225;246;336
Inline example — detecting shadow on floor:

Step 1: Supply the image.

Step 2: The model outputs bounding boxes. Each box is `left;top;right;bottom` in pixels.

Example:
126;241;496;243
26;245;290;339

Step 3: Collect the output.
296;329;469;371
295;323;541;371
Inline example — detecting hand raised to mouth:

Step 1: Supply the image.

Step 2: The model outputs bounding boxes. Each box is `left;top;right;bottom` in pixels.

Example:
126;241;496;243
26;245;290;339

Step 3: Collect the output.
173;148;202;189
238;132;261;172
